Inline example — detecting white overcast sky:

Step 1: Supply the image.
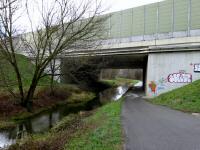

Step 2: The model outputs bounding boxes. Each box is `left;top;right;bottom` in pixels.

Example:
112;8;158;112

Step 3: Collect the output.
16;0;164;32
103;0;164;13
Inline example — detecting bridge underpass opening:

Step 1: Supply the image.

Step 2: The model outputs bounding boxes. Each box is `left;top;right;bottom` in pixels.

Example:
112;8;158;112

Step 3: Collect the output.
99;68;145;90
60;54;148;92
97;54;148;92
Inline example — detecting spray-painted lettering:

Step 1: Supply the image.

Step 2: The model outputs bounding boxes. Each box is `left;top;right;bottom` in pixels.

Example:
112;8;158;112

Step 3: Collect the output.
194;64;200;72
168;73;192;83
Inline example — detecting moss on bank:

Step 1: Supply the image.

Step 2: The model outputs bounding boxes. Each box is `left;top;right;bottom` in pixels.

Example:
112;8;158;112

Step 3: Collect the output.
151;79;200;113
0;121;16;130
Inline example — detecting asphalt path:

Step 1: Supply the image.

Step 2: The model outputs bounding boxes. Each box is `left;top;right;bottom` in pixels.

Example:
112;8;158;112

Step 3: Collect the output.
122;92;200;150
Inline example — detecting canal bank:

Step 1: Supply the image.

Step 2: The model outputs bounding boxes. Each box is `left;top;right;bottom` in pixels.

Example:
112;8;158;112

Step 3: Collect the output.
1;84;129;149
0;85;95;131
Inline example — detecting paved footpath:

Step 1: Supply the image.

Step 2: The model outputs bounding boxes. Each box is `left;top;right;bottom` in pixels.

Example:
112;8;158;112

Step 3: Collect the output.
122;92;200;150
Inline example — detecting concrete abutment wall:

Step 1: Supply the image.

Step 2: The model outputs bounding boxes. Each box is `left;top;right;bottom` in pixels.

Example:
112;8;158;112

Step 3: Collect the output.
146;51;200;97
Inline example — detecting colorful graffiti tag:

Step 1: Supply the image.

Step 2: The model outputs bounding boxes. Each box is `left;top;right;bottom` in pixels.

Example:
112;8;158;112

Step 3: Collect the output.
168;72;192;83
149;70;192;96
148;78;167;95
194;64;200;72
157;78;167;91
148;81;157;94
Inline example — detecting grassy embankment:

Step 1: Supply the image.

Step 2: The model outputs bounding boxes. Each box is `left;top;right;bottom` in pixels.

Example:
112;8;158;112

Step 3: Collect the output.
151;79;200;113
9;98;124;150
101;77;139;87
0;54;50;88
0;54;95;130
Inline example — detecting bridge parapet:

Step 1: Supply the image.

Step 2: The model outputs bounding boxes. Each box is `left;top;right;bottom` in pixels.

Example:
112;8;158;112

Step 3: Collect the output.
19;0;200;58
62;36;200;57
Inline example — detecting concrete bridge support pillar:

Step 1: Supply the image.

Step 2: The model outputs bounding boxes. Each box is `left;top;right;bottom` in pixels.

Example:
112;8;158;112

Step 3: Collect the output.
142;57;148;91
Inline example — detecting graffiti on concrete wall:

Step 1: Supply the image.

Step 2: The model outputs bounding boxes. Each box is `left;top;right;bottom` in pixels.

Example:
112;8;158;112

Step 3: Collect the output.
168;71;192;83
148;81;157;94
157;78;167;91
190;63;200;73
148;78;167;95
149;70;193;96
194;64;200;72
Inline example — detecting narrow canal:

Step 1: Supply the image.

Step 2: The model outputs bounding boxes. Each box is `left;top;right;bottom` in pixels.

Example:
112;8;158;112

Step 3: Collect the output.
0;85;130;149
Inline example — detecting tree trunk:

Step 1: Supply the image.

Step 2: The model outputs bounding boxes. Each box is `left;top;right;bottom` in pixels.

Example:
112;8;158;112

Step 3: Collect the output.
50;74;55;96
49;59;56;95
24;77;38;112
12;63;25;104
24;67;45;112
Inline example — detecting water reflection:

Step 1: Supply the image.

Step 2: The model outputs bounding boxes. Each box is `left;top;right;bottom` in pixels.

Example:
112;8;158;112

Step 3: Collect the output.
134;81;143;87
0;105;82;148
99;85;129;103
0;132;15;148
0;111;62;148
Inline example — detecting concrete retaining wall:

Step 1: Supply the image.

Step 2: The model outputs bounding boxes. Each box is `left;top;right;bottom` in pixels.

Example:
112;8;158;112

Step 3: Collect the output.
146;51;200;97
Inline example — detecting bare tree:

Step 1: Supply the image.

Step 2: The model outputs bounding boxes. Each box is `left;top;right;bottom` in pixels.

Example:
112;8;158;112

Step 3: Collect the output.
0;0;26;105
44;58;61;95
0;0;108;111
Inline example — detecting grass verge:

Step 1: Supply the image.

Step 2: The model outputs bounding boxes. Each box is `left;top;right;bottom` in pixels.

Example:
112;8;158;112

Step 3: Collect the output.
65;98;124;150
151;79;200;113
101;78;139;87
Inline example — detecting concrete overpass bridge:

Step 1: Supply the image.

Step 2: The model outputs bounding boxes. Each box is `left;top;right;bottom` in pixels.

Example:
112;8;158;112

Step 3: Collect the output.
61;0;200;97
